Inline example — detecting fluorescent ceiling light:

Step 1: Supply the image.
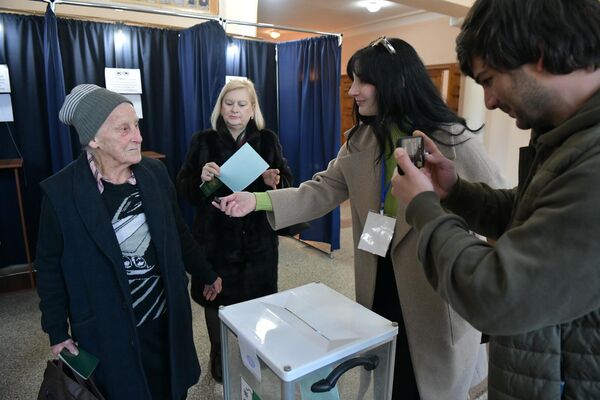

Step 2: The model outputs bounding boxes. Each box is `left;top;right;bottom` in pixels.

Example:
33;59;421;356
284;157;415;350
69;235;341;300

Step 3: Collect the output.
366;1;382;12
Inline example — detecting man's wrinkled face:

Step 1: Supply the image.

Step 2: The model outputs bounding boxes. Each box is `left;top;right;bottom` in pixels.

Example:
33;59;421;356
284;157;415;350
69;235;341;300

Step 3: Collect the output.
91;103;142;168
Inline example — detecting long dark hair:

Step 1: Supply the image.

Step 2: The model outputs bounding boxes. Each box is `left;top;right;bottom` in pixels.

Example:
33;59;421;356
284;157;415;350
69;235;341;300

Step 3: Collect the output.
346;38;476;161
457;0;600;78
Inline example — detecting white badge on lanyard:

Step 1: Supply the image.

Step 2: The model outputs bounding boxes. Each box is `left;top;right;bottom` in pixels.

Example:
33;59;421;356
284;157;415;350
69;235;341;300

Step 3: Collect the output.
358;160;396;257
358;211;396;257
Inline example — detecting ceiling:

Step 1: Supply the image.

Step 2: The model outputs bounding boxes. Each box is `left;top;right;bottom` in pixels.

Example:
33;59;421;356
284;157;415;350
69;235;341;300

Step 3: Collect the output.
254;0;426;41
0;0;447;42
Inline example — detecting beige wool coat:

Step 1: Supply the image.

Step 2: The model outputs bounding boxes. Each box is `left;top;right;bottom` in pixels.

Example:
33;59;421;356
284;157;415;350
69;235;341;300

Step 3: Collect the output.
267;124;506;400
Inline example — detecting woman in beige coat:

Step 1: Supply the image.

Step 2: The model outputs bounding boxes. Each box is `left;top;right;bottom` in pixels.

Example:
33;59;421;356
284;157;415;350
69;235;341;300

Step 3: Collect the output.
216;38;505;399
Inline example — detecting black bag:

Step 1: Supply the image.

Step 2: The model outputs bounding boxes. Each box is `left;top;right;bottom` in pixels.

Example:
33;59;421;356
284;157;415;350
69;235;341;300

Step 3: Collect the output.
38;359;105;400
274;176;310;237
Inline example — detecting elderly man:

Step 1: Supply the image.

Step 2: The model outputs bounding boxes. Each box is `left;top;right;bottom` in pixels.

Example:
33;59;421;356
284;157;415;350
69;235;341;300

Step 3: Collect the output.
35;84;222;400
392;0;600;399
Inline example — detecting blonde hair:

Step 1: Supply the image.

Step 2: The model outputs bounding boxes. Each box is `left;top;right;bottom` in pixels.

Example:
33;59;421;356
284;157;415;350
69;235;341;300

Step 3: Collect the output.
210;79;265;130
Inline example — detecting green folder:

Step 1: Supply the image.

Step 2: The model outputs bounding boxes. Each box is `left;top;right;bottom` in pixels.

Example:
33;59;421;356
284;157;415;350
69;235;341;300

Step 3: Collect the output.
59;347;99;380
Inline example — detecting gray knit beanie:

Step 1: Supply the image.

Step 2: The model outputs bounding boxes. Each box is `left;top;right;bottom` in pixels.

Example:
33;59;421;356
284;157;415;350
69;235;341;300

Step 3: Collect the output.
59;84;132;145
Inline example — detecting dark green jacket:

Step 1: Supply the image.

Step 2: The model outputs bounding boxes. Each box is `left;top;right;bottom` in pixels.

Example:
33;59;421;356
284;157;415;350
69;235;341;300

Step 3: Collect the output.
406;89;600;399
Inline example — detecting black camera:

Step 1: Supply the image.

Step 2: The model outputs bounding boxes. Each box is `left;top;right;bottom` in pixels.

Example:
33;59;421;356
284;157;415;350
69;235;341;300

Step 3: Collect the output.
396;136;424;175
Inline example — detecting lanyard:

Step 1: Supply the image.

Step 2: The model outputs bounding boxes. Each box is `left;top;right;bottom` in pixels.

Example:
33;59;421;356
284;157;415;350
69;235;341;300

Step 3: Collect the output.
380;160;391;214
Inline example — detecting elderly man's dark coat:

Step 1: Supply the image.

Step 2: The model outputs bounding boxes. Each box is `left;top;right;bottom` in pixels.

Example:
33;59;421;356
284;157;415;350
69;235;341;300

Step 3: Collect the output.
36;154;216;400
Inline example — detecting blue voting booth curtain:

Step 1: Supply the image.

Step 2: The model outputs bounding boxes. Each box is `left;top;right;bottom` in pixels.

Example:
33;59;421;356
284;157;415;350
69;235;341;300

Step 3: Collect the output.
113;24;182;175
178;20;226;224
0;11;342;267
44;5;72;173
178;20;226;153
56;18;121;159
277;36;342;251
225;37;278;133
56;18;182;175
0;13;50;268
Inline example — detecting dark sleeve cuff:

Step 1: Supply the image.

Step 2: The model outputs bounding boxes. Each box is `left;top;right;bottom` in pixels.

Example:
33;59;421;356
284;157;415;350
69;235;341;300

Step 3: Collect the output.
201;269;219;286
47;326;71;346
406;191;448;232
441;176;481;214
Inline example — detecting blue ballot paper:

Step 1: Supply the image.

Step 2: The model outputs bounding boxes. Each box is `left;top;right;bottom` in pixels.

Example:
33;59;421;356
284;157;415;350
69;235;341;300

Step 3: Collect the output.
218;143;269;192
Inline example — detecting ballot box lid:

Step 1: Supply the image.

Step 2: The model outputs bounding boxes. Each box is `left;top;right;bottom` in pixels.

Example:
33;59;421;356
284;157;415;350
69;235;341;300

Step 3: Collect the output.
219;282;398;382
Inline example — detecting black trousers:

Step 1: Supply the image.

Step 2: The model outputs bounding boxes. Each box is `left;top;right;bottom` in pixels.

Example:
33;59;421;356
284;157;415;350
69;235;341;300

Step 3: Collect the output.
204;306;221;357
372;253;420;400
138;314;175;399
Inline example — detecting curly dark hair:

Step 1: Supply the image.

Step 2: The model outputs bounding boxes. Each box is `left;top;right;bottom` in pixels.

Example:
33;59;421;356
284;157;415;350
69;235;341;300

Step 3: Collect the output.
346;38;475;161
457;0;600;78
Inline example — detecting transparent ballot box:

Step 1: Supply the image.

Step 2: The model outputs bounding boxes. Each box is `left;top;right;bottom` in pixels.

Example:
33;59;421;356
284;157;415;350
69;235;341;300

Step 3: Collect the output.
218;282;398;400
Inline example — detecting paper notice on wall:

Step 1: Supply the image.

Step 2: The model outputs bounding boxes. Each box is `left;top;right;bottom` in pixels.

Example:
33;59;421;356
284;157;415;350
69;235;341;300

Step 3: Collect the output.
122;94;143;119
105;68;142;94
0;94;14;122
0;65;11;93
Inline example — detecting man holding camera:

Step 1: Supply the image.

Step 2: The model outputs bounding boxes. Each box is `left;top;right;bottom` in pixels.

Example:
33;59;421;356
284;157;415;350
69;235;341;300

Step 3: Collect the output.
391;0;600;399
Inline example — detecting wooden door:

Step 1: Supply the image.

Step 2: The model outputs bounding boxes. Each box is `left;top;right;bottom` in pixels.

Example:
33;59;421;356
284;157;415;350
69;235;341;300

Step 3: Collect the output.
426;63;462;114
340;75;354;145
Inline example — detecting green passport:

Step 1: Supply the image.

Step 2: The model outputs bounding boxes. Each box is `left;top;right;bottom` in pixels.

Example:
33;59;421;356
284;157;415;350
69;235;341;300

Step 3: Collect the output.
59;347;99;380
199;178;223;198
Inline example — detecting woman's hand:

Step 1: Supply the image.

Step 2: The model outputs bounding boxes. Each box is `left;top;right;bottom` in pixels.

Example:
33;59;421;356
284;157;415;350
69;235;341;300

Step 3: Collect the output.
262;169;280;189
212;192;256;217
51;338;78;357
201;162;220;182
203;277;222;301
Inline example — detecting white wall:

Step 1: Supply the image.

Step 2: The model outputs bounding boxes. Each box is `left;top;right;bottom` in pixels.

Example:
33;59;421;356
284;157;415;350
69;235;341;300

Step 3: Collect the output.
342;14;460;67
460;77;530;187
219;0;257;37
